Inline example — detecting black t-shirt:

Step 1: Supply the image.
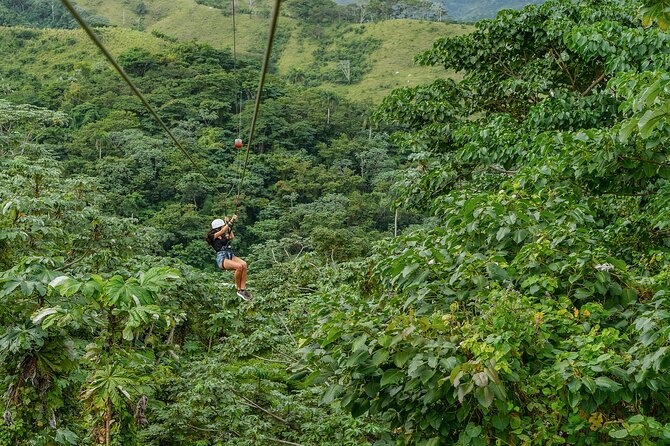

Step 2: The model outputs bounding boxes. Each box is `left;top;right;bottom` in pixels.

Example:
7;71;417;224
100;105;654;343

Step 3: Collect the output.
207;228;231;252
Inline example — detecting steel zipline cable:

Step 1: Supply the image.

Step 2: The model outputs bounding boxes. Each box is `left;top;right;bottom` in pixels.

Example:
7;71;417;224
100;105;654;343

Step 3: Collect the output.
59;0;283;207
232;0;242;137
59;0;209;181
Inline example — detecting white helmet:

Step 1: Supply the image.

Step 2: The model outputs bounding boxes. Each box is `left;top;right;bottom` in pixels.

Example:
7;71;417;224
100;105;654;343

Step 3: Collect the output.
211;218;225;229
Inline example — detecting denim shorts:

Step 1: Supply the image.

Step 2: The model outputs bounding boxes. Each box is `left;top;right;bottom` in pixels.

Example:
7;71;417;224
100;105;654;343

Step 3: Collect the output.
216;248;234;268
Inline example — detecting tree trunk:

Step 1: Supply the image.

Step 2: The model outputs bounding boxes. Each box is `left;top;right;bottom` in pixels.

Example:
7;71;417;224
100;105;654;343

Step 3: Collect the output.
394;208;399;237
34;175;41;198
105;400;112;446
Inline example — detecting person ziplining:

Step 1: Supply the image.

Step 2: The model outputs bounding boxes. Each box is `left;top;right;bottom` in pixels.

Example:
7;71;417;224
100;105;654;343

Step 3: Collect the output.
206;215;252;301
58;0;281;303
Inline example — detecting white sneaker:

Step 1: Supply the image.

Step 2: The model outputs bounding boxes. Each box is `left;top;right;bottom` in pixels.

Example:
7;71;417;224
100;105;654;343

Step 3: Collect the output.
237;290;252;301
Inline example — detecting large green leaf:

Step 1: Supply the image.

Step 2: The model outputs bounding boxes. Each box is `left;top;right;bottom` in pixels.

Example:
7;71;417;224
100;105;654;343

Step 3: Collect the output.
638;108;666;139
105;276;152;307
608;428;629;439
595;376;623;391
380;369;403;387
321;384;343;405
49;276;82;297
138;267;181;293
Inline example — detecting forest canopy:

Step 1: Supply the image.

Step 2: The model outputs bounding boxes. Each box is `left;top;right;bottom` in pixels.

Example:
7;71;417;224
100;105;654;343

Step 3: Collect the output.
1;0;670;445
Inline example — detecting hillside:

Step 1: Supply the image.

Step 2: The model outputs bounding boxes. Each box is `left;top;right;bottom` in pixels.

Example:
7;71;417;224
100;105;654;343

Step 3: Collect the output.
0;25;168;82
72;0;470;102
435;0;545;21
277;20;469;102
332;0;545;21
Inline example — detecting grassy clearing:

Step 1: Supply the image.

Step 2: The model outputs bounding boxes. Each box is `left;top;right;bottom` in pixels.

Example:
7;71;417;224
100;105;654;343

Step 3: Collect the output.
0;25;167;80
148;6;296;57
76;0;282;55
275;25;319;74
309;20;471;102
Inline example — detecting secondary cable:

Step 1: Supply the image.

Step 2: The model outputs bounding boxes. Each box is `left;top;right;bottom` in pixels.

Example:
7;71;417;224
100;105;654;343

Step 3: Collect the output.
59;0;209;180
235;0;282;203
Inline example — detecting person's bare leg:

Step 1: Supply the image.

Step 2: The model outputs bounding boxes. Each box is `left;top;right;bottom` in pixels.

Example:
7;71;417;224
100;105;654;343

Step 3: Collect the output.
232;257;247;290
239;262;247;290
224;259;243;290
240;266;247;290
235;268;243;289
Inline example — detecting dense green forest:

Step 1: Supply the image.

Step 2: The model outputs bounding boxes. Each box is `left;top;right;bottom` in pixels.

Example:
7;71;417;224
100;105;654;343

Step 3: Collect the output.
0;0;107;28
2;0;670;445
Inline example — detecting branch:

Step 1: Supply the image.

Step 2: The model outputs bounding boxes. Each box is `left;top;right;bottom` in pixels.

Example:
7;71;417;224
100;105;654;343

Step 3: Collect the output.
265;437;305;446
187;424;218;433
166;326;175;345
599;191;657;197
291;245;306;263
237;399;289;425
550;46;576;90
187;425;240;439
56;249;94;271
619;156;670;167
497;62;519;79
488;165;516;176
271;347;304;366
651;228;670;238
233;391;298;429
581;71;606;96
251;354;291;365
276;314;297;346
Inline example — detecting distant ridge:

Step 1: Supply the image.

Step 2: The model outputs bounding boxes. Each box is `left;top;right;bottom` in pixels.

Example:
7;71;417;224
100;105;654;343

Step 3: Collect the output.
2;0;473;103
334;0;545;22
436;0;545;21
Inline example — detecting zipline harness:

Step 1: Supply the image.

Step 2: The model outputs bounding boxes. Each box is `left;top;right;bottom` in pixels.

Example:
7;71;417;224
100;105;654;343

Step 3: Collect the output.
58;0;282;209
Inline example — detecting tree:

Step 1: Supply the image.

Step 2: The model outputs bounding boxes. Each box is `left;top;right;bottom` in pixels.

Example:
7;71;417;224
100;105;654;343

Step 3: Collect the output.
0;100;67;155
37;267;182;444
70;110;140;160
368;0;393;20
0;147;172;444
285;0;339;24
640;0;670;29
135;1;147;16
0;0;108;28
246;0;256;17
118;47;159;77
320;90;340;125
302;1;670;444
0;24;393;446
176;172;210;208
355;144;395;187
345;1;369;23
430;3;447;21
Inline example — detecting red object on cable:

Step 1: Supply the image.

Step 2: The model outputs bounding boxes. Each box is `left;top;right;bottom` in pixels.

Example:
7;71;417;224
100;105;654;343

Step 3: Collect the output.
234;138;243;149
